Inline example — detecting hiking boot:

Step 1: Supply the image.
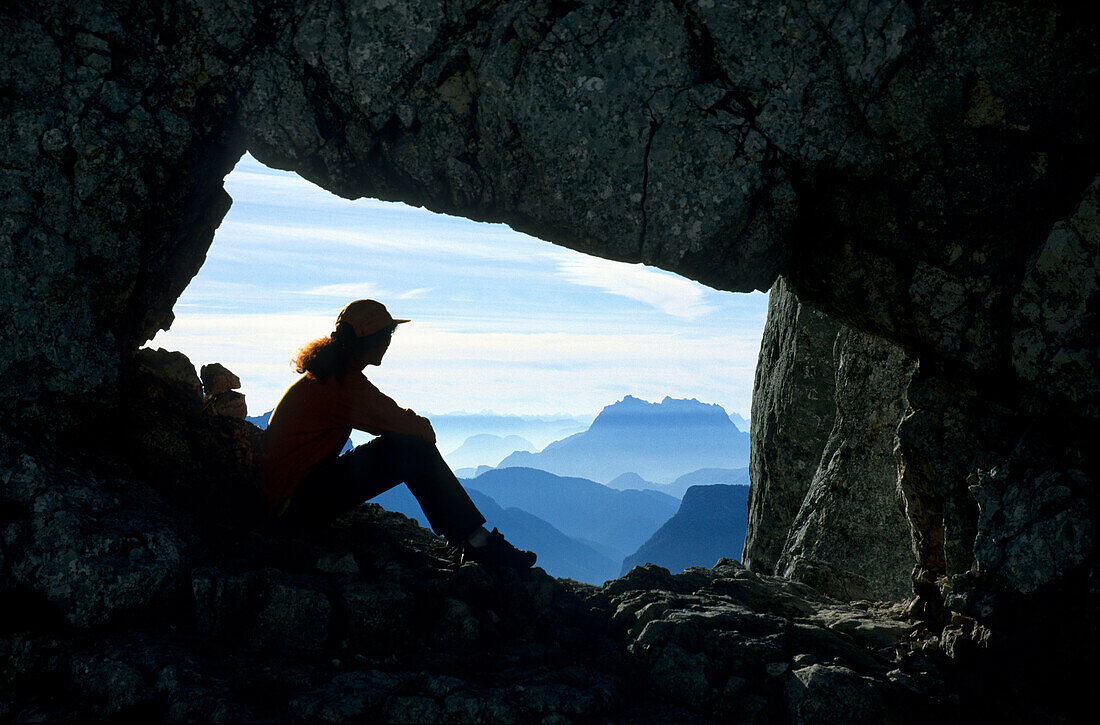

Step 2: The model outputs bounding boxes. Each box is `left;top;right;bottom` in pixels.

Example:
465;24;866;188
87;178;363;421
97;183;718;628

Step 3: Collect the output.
463;528;537;570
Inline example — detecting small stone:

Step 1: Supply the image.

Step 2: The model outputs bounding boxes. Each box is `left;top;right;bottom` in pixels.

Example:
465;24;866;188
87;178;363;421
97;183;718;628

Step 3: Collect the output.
199;363;241;396
541;714;572;725
250;582;331;653
765;662;790;677
204;391;247;419
75;32;110;52
721;675;747;697
341;582;409;652
41;128;67;154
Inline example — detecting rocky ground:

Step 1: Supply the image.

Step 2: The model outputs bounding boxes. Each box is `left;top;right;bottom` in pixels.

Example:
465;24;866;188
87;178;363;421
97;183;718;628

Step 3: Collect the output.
0;437;971;723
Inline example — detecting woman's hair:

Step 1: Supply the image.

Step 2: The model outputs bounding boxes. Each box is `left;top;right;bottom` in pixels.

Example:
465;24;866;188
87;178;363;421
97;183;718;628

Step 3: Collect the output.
294;321;394;378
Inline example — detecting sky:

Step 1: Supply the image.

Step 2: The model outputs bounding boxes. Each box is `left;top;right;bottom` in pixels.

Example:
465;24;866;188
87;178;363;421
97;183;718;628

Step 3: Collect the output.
149;154;769;420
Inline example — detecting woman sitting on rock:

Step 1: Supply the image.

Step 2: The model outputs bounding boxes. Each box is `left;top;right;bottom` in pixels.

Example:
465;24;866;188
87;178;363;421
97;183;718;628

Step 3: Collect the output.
260;299;536;571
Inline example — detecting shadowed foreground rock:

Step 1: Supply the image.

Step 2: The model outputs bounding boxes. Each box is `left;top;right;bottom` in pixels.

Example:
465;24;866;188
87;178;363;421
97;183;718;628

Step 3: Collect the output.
1;439;959;723
1;1;1097;720
0;342;1061;720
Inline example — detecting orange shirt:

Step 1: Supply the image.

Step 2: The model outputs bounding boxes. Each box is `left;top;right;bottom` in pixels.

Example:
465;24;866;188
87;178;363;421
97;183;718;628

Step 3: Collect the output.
260;371;432;504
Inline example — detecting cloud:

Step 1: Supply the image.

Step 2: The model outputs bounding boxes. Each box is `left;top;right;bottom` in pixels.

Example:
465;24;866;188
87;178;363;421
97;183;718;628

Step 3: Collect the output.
553;256;717;320
291;282;433;303
215;220;544;264
299;282;385;298
149;313;762;419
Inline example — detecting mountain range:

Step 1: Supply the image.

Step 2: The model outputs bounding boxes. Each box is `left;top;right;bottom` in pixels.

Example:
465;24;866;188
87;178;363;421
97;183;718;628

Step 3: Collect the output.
443;434;534;469
728;410;750;432
370;467;680;582
606;467;750;498
621;484;750;576
247;410;589;457
463;467;680;562
422;412;591;454
498;396;750;483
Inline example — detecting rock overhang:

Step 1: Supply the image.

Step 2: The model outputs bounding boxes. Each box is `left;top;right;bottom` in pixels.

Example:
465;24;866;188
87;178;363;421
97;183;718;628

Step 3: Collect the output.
3;2;1096;435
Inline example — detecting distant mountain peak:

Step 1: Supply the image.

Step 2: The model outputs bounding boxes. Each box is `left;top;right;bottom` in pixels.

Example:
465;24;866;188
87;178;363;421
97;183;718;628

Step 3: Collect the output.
620;483;751;577
590;396;734;431
609;472;650;486
603;395;729;414
499;396;750;484
660;395;702;405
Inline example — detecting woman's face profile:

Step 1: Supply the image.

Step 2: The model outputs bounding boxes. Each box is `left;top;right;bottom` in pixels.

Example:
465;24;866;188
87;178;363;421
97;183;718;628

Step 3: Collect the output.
359;328;393;368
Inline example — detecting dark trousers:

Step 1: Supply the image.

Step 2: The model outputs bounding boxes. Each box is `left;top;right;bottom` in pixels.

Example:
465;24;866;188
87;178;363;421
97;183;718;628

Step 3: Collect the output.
283;434;485;541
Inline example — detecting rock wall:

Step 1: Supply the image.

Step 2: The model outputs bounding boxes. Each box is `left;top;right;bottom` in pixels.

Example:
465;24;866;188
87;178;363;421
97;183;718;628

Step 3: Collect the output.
776;329;915;602
0;3;243;435
745;280;914;602
743;278;841;574
4;2;1095;436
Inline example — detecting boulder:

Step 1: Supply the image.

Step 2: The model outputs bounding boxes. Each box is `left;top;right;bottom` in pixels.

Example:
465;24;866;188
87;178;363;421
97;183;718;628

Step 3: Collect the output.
204;390;247;419
746;284;914;603
200;363;248;419
0;451;190;630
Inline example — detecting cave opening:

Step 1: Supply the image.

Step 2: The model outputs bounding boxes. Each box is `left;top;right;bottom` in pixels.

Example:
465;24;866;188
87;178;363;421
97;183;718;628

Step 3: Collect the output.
150;153;768;451
144;153;768;584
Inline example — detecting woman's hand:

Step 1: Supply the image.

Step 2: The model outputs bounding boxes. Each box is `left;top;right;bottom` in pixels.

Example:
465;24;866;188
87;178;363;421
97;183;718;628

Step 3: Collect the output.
415;414;437;445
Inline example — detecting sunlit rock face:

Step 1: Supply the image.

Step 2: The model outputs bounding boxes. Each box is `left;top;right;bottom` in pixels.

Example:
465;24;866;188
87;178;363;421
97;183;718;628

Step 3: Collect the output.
775;327;915;602
746;280;914;603
1;1;1098;718
743;278;841;575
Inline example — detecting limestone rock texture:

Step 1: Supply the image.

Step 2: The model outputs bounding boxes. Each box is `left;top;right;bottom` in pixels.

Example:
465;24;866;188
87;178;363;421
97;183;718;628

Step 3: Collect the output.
2;0;1099;720
744;278;841;574
775;328;916;602
746;281;915;602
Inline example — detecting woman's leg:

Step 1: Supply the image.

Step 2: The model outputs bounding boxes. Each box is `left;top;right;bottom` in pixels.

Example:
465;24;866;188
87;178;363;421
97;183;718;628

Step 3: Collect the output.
291;434;485;540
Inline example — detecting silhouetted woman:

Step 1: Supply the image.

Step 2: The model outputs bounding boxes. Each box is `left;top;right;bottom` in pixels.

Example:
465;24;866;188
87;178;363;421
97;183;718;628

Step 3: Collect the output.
261;299;535;570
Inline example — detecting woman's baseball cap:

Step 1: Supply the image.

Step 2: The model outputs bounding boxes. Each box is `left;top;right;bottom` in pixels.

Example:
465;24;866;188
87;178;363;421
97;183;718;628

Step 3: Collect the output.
336;299;410;338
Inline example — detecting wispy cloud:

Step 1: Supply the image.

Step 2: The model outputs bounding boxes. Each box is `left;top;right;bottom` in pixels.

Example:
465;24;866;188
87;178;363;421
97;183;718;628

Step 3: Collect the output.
216;220;543;264
299;282;385;298
554;256;716;320
292;282;433;303
150;313;762;418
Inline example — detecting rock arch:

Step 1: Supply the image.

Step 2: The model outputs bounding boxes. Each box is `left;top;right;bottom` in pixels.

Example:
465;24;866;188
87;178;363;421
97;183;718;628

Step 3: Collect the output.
3;0;1098;710
5;1;1095;416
